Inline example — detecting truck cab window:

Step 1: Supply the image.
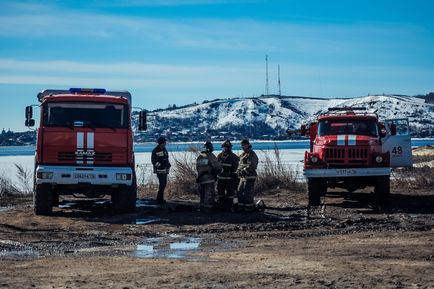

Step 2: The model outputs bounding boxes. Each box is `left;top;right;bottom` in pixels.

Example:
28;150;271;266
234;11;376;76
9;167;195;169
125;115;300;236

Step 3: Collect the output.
43;102;128;128
318;120;378;137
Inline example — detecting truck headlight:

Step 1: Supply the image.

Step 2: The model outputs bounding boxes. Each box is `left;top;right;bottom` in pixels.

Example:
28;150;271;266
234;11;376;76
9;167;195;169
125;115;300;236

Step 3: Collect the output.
37;172;53;179
116;173;132;180
375;156;383;163
311;156;319;163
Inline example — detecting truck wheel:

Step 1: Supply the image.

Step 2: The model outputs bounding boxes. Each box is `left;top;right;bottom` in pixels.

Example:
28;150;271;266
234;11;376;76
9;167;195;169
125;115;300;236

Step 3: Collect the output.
112;183;137;214
307;178;323;206
374;176;390;204
34;185;53;215
52;193;59;207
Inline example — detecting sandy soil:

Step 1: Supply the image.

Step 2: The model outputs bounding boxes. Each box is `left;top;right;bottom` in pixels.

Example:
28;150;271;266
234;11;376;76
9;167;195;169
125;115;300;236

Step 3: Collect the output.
0;188;433;289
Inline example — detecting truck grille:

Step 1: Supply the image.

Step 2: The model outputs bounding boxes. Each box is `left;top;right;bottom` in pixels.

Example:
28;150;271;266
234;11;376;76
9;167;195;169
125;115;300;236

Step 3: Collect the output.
324;147;369;166
58;152;75;162
57;152;113;163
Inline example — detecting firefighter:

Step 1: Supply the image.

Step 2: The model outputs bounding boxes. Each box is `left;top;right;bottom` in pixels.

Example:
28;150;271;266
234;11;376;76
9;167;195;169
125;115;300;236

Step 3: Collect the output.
236;139;259;212
151;136;171;204
196;141;221;212
216;140;239;210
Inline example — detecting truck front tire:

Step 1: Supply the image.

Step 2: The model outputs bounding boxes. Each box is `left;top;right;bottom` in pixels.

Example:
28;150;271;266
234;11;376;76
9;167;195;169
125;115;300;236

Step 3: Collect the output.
34;185;53;215
374;175;390;204
112;183;137;214
307;178;324;206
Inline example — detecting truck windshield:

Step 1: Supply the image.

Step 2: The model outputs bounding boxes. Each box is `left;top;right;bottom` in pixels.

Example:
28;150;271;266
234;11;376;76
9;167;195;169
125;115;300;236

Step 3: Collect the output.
43;102;128;128
318;120;378;137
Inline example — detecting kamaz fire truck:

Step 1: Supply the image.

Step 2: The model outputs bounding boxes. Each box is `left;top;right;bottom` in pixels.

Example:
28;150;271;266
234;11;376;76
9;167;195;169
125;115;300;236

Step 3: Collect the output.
298;107;412;206
25;88;147;215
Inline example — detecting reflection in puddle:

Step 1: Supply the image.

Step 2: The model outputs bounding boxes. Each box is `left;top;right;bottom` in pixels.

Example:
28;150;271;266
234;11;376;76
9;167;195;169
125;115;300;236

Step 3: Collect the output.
136;199;161;209
0;240;39;259
58;202;77;209
134;217;163;225
134;236;202;260
0;207;11;212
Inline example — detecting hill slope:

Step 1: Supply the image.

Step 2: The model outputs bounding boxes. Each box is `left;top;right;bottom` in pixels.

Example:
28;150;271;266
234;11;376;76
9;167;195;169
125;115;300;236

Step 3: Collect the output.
135;94;434;141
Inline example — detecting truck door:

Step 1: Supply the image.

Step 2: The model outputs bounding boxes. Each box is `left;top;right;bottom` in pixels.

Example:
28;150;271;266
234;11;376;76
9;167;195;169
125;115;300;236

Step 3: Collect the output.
382;118;412;167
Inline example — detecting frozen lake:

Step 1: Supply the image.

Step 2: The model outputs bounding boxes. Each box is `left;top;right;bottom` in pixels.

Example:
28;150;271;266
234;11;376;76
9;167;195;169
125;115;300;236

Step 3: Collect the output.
1;139;432;189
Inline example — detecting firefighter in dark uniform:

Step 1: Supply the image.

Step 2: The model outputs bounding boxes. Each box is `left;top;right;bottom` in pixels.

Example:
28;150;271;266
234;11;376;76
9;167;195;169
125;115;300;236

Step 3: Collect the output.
196;141;221;212
151;137;171;204
236;139;259;212
216;140;239;210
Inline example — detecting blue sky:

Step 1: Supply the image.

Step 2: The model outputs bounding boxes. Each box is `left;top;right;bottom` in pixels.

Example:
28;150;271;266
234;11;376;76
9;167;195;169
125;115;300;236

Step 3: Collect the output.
1;0;433;131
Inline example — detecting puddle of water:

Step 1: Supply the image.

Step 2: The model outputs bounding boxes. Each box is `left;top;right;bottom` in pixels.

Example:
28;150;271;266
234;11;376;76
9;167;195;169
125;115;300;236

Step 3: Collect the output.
136;199;161;209
94;200;110;205
134;217;163;225
0;240;39;259
133;236;202;260
58;202;78;209
0;207;11;213
170;238;200;250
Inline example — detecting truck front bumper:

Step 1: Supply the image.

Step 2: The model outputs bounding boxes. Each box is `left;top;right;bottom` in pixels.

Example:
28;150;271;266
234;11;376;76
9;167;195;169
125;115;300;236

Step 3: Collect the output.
35;165;133;186
303;167;391;178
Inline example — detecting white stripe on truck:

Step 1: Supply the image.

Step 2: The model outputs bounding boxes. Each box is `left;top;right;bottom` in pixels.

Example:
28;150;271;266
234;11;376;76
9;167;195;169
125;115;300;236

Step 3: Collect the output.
337;135;345;146
77;132;84;164
348;134;356;146
87;132;94;165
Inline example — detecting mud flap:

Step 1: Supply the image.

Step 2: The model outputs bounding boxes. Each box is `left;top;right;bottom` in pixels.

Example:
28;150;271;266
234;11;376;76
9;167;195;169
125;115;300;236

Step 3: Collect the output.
382;118;413;168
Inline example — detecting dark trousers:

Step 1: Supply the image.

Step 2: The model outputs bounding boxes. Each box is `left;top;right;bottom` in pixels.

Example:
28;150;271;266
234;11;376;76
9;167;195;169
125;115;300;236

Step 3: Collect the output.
217;179;236;200
156;173;167;202
199;182;215;210
237;178;256;211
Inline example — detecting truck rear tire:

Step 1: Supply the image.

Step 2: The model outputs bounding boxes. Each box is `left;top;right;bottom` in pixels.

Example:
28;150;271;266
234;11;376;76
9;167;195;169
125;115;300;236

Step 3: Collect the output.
374;176;390;204
307;178;323;206
34;185;53;215
112;184;137;214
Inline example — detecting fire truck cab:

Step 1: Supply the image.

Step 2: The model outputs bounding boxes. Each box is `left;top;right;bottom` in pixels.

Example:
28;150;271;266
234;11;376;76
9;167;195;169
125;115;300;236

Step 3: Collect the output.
25;88;147;215
300;107;412;206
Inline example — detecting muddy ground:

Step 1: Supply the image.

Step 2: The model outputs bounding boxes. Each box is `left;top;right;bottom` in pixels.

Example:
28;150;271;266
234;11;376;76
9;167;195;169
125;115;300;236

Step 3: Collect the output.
0;187;433;289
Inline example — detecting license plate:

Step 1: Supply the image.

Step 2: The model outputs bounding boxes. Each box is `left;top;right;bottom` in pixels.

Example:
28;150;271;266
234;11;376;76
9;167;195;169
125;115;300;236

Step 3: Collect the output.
73;173;96;179
335;169;356;175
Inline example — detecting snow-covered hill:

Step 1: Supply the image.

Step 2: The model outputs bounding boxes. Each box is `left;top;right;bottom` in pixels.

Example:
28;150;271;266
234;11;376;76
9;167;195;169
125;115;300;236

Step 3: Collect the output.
135;94;434;141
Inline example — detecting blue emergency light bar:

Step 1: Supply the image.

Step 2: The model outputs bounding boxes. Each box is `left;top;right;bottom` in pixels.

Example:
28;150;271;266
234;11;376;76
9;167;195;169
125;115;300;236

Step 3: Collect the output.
37;88;131;103
69;88;106;94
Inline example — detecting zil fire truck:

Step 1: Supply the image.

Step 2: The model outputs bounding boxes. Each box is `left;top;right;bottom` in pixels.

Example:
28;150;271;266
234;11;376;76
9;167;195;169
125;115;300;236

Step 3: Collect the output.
25;88;147;215
297;107;412;206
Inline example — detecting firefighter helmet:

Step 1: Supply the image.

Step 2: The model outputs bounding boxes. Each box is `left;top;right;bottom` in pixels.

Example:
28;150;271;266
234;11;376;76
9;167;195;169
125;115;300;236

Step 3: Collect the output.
204;141;214;152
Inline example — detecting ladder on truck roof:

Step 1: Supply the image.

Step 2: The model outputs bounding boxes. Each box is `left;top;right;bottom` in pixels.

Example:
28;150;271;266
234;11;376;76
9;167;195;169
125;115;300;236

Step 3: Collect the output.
321;106;378;118
37;89;132;104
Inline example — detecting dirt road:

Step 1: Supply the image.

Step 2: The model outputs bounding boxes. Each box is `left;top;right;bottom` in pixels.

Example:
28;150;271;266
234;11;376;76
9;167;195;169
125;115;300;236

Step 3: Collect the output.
0;189;433;288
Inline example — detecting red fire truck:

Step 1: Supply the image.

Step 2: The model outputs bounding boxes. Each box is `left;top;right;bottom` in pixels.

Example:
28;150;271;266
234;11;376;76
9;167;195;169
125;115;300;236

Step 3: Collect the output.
25;88;147;215
299;107;412;205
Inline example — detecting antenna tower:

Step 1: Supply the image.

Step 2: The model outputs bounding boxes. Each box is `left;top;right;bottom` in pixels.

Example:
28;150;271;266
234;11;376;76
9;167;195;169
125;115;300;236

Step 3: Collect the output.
278;64;281;96
265;55;269;96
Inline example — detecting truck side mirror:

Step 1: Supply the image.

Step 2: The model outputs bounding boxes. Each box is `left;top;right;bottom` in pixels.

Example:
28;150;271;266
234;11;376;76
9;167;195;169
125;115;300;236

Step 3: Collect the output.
138;110;147;131
25;106;35;127
378;123;387;138
300;124;307;136
390;123;397;136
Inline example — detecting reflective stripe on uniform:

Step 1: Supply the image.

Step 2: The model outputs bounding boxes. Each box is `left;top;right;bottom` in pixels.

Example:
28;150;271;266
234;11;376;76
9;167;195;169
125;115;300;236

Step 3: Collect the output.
221;163;232;167
199;180;215;184
217;176;233;180
241;176;256;180
156;151;165;157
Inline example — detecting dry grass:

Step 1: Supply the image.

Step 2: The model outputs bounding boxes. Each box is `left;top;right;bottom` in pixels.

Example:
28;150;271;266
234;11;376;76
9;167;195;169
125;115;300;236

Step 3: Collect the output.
392;166;434;190
0;164;33;197
255;144;304;194
0;174;20;197
137;147;200;200
136;144;304;199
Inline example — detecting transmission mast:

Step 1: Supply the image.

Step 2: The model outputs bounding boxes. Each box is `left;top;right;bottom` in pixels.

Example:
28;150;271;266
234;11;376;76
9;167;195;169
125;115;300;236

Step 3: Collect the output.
278;64;281;96
265;55;269;96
